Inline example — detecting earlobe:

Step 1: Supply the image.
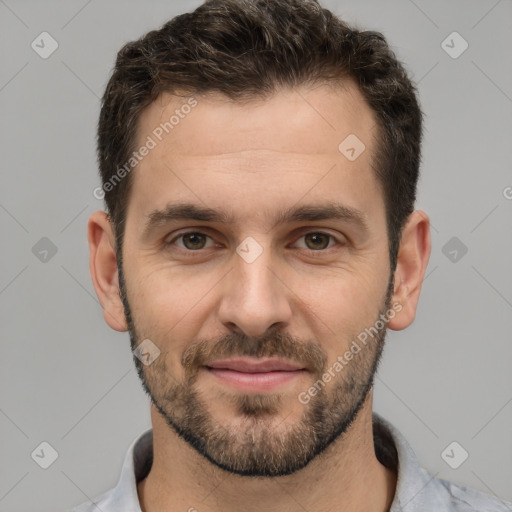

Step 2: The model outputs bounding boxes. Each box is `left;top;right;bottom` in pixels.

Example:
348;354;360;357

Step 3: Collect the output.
88;211;128;332
387;210;431;331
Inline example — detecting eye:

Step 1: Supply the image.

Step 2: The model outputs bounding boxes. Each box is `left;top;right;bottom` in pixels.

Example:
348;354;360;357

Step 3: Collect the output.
168;232;215;251
292;232;341;251
165;230;344;256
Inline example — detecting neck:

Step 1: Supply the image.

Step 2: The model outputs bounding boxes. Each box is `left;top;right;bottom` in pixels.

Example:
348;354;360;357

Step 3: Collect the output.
137;394;397;512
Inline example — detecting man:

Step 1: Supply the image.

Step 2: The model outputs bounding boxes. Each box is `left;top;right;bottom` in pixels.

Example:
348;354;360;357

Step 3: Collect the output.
75;0;512;510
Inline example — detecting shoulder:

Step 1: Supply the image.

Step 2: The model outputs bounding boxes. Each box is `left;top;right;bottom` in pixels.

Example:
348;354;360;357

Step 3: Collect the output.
69;488;115;512
69;428;153;512
434;475;512;512
372;413;511;511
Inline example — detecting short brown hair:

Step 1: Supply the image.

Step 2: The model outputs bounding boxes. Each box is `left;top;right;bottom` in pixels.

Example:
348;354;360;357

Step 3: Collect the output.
98;0;423;272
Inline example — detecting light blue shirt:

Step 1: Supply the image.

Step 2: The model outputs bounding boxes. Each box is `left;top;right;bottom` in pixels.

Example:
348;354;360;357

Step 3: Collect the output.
71;412;512;511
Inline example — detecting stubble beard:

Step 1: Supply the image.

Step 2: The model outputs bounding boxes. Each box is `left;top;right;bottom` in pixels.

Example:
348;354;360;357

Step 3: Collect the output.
118;260;392;477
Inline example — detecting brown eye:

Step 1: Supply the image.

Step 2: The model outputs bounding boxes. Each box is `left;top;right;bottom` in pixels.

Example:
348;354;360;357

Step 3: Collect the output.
303;233;333;251
167;232;215;252
180;232;208;250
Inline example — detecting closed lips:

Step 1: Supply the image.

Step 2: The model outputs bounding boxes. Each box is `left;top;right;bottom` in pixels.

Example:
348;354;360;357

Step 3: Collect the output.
205;358;305;373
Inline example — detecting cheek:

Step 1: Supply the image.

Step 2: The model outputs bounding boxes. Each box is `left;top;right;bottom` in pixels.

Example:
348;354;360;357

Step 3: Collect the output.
127;265;220;359
131;262;214;320
295;263;388;361
298;261;386;323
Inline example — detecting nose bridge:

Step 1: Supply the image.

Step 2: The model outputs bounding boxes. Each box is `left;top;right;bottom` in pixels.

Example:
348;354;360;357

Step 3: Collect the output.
237;247;278;302
218;240;292;336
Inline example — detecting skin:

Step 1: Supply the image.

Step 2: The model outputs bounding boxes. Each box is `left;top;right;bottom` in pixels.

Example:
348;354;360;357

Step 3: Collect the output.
88;81;431;512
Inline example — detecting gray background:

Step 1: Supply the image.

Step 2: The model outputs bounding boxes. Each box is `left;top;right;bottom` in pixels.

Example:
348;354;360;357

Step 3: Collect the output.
1;0;511;511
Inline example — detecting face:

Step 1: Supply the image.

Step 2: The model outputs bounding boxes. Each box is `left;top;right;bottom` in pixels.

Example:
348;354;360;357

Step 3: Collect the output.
118;83;394;477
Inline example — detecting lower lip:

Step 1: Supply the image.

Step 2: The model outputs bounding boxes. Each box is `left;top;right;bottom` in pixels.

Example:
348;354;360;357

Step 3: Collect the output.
205;367;305;392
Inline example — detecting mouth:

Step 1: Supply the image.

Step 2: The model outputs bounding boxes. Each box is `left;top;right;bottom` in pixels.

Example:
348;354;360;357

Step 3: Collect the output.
203;357;307;392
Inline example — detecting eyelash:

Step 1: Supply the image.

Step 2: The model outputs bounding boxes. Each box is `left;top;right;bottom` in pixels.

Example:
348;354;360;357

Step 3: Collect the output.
165;230;345;257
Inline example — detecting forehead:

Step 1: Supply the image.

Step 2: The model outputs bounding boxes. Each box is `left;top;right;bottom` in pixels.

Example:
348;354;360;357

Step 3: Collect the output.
127;82;382;232
137;82;376;157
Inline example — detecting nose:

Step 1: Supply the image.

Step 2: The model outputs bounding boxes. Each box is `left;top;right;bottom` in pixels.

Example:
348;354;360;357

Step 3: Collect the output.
217;244;293;337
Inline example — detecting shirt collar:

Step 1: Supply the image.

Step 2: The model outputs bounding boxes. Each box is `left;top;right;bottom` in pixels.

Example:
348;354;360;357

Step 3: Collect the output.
373;413;447;511
91;412;458;511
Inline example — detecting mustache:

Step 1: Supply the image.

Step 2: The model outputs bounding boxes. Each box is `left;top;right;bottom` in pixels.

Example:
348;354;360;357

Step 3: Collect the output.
181;329;327;377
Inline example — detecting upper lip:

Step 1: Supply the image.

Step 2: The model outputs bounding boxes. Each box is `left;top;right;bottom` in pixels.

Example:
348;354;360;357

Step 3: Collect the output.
205;358;305;373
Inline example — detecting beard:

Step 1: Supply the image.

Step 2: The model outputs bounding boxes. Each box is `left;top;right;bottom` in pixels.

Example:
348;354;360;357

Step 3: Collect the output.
118;260;393;477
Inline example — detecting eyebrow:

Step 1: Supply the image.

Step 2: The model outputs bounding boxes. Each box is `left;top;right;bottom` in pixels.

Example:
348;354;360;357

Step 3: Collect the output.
142;201;369;237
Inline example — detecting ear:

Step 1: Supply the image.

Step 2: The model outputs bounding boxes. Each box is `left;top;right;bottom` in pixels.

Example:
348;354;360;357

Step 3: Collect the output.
87;210;128;332
387;210;431;331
